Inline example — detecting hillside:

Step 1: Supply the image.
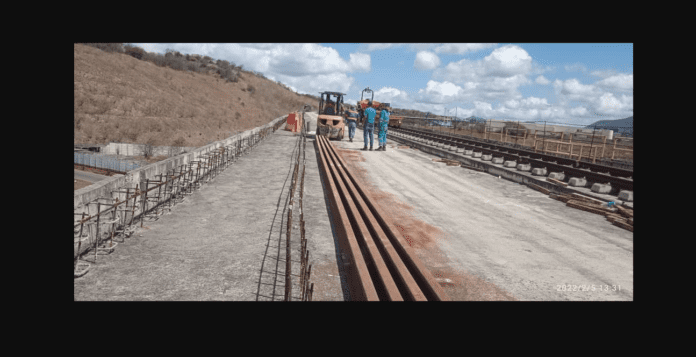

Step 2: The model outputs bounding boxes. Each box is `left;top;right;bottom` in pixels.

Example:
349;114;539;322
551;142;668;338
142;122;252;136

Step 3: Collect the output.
587;116;633;128
74;44;319;148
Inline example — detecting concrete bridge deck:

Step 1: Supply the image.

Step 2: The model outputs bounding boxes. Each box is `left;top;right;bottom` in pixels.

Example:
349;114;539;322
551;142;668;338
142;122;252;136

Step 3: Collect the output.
334;126;633;301
75;113;632;301
74;125;346;301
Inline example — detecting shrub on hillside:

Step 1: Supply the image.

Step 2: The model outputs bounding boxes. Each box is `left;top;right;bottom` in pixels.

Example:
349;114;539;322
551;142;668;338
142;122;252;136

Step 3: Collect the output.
186;61;199;72
166;56;185;71
82;43;124;53
124;44;145;60
216;59;230;68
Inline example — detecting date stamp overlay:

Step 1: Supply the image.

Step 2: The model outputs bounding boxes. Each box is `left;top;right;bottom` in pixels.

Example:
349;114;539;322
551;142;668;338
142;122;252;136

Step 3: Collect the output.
557;284;622;292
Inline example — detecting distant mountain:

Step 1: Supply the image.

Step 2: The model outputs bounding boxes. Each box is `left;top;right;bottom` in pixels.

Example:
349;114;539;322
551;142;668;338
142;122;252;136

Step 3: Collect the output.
586;116;633;137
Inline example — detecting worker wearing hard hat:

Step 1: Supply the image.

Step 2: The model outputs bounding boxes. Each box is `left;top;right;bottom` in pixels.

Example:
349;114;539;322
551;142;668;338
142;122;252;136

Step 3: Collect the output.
362;101;377;151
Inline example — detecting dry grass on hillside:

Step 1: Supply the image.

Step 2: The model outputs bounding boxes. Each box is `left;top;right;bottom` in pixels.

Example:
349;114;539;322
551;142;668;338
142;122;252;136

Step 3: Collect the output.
74;44;318;148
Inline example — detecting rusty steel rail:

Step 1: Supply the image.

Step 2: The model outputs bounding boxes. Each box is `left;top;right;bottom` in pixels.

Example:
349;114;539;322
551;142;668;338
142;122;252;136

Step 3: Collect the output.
315;135;449;301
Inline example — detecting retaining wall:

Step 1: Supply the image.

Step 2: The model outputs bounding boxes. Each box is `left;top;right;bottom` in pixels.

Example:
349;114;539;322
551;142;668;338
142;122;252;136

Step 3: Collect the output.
74;115;288;213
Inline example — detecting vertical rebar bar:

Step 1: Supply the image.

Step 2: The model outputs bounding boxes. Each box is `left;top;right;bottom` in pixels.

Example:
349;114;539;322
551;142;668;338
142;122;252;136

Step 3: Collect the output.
75;213;86;270
542;121;547;154
94;202;101;261
141;180;148;227
589;124;597;163
515;121;520;146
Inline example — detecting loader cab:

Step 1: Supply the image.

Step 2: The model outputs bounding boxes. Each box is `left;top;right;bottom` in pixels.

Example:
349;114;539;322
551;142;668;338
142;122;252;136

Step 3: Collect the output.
317;91;347;140
318;92;346;117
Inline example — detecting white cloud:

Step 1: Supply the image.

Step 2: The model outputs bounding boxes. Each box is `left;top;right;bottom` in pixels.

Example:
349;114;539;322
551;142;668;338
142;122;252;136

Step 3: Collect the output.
570;106;588;116
414;51;441;70
519;96;550;108
434;43;497;54
552;78;633;118
483;45;532;77
417;80;463;103
595;74;633;92
554;78;598;97
348;53;371;72
275;72;353;96
535;75;550;85
504;99;520;109
432;59;483;83
374;87;411;106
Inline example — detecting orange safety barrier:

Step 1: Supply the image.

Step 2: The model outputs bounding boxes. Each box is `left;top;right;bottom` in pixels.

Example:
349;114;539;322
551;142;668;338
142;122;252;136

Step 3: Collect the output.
285;111;303;133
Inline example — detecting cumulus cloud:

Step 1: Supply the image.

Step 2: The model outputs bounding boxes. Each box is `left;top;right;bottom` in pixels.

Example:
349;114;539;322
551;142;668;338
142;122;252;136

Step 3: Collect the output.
417;80;463;103
433;43;497;54
570;106;588;116
535;75;550;85
275;72;353;95
414;51;441;70
348;53;371;72
554;78;598;98
595;73;633;92
483;45;532;77
374;87;411;105
432;59;483;83
552;78;633;118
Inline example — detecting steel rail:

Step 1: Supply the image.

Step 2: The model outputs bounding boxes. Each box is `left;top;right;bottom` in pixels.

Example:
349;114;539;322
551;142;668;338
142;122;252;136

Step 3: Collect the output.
315;135;379;301
316;135;449;301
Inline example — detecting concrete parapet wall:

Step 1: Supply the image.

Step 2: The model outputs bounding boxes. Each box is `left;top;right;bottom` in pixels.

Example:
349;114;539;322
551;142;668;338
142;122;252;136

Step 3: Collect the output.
74;115;288;213
102;142;197;157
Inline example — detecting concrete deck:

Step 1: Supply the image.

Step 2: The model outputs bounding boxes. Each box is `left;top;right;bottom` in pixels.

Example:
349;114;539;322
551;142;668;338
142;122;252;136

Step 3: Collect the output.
74;169;110;183
74;126;345;301
332;127;633;301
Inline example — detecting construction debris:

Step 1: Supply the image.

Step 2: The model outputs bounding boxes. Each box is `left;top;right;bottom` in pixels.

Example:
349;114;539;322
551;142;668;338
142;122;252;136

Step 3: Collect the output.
616;205;634;219
526;182;550;195
433;158;462;167
612;220;633;232
546;177;568;187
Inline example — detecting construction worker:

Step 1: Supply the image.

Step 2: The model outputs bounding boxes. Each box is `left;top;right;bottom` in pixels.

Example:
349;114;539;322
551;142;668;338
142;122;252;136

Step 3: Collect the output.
345;109;358;142
325;99;335;115
362;101;377;151
377;106;390;151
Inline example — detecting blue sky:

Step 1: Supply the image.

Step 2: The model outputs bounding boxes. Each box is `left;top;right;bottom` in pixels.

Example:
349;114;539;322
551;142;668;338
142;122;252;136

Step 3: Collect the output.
134;43;633;125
